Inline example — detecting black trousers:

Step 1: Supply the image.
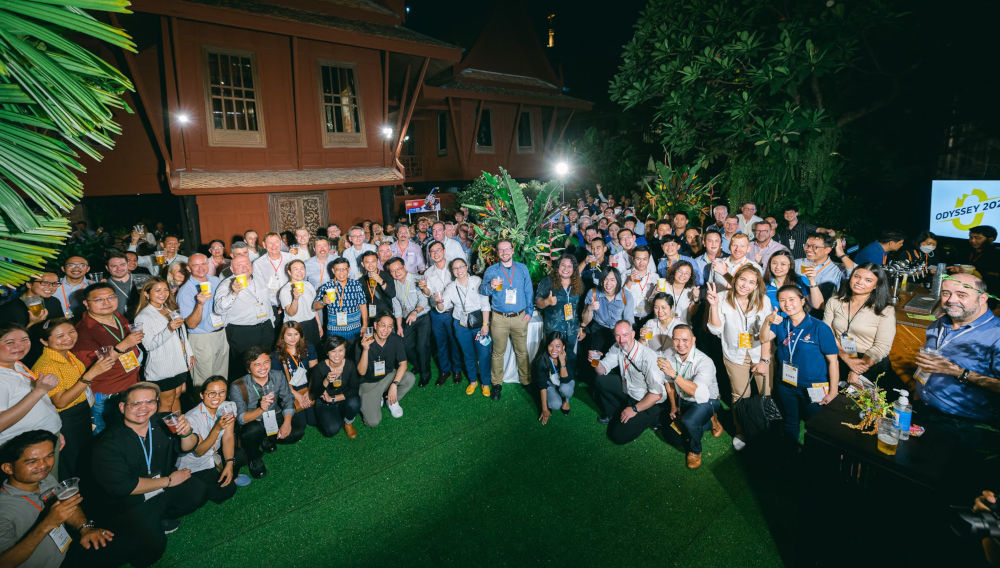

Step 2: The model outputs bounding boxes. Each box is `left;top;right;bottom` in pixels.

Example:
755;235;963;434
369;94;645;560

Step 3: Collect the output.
593;372;664;444
58;403;92;479
402;315;431;379
191;464;240;504
225;321;275;380
238;412;306;461
314;396;361;437
93;475;208;567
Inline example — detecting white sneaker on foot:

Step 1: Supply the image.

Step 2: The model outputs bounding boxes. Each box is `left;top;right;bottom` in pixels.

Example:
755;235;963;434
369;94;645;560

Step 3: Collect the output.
732;435;747;451
388;401;403;418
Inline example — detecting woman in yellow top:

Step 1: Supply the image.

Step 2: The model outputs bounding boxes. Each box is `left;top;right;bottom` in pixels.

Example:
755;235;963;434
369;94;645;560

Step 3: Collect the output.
32;317;115;478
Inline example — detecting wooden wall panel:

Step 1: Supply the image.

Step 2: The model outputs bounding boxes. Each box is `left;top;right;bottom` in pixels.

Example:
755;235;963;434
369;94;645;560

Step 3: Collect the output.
79;91;162;197
196;193;270;246
174;20;297;171
327;186;383;228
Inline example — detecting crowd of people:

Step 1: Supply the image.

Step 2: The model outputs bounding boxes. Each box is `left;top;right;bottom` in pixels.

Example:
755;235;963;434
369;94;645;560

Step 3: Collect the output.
1;194;999;567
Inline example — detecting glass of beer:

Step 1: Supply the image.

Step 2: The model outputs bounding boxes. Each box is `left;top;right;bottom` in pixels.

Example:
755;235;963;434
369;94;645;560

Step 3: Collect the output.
589;260;598;269
162;412;182;434
589;350;600;368
365;326;374;338
25;296;43;316
643;328;653;341
332;374;343;388
154;251;166;265
290;247;298;256
54;477;81;501
492;279;502;291
876;416;899;455
199;281;212;297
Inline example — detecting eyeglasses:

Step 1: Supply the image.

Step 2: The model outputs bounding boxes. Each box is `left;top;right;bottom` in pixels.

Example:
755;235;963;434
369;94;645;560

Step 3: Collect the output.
33;281;60;288
127;399;158;408
803;244;829;250
204;391;227;398
65;263;88;269
89;296;117;303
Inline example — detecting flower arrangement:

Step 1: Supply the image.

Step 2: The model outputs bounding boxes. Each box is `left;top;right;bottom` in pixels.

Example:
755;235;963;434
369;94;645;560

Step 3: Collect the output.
463;168;565;282
840;373;894;435
642;155;721;224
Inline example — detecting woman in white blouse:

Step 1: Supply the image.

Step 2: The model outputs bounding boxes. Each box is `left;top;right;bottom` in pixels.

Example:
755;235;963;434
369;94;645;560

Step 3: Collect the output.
135;277;193;413
638;293;682;354
437;257;493;396
278;260;322;348
664;260;700;324
706;264;772;450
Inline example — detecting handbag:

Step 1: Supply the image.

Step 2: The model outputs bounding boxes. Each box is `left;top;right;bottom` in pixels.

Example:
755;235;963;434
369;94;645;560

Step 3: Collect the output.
281;362;311;413
467;309;484;329
731;372;782;441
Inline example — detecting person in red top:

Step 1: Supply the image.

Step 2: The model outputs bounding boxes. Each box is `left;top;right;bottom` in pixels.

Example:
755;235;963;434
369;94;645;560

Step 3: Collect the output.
71;283;144;434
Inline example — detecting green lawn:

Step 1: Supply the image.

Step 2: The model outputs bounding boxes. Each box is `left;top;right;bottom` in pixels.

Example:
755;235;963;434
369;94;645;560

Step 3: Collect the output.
158;378;790;567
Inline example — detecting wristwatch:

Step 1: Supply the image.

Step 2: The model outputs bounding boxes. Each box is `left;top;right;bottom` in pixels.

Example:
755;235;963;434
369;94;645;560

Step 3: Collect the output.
78;520;96;531
392;380;402;386
631;405;639;413
957;368;971;385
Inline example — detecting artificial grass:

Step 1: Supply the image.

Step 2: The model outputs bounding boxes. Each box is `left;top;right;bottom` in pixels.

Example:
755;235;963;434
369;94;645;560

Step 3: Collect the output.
157;376;790;567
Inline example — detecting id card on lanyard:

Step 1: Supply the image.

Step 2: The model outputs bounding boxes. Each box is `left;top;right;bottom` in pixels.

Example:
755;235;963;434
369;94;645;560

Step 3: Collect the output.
781;322;805;386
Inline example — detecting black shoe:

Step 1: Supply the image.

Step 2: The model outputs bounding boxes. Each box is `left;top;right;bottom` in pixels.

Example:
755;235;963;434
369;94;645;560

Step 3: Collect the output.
490;384;502;401
561;407;570;416
261;437;277;454
453;372;463;384
435;372;450;386
597;415;610;425
249;458;267;479
417;375;429;387
161;518;181;534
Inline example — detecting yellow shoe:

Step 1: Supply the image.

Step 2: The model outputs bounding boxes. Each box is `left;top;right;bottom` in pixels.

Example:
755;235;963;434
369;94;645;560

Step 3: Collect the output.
482;385;491;398
465;382;478;396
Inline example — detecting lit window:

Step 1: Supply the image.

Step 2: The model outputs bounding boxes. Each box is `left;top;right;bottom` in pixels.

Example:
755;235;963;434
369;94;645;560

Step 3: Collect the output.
319;62;366;148
203;48;266;147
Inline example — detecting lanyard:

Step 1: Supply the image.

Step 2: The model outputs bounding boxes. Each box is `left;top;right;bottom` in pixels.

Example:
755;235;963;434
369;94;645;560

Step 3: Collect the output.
674;355;692;379
549;358;559;374
935;318;990;351
785;320;806;362
621;343;640;375
500;264;516;287
98;313;126;343
200;403;218;432
455;283;469;314
365;277;378;301
286;350;300;371
734;295;752;332
137;421;153;475
332;281;345;308
267;256;282;276
12;362;38;382
843;299;864;336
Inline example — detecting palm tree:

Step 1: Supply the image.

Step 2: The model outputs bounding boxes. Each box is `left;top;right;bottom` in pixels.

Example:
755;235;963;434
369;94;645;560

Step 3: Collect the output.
0;0;135;286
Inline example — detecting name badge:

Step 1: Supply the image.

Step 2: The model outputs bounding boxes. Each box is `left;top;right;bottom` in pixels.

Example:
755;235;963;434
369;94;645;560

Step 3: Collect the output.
789;238;796;250
807;383;829;403
210;312;224;328
336;312;348;326
118;351;140;372
549;372;560;387
145;474;165;501
738;332;753;349
49;524;72;552
262;409;279;435
368;304;377;318
505;289;517;305
269;277;280;290
256;302;269;319
374;360;386;376
781;362;798;386
563;303;574;321
841;335;858;356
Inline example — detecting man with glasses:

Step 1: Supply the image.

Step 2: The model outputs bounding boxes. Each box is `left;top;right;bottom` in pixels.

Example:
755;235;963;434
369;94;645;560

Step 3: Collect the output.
215;255;275;380
252;232;294;321
341;226;376;280
127;234;188;273
72;283;144;433
794;232;847;302
592;320;668;442
356;314;416;426
178;254;228;388
0;273;61;336
90;382;207;558
55;256;91;318
104;253;142;319
749;221;789;268
480;239;535;399
304;237;336;289
390;224;426;274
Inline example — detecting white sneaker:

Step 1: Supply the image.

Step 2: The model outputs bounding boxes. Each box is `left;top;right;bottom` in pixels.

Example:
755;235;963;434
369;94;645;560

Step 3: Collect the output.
388;401;403;418
732;435;747;451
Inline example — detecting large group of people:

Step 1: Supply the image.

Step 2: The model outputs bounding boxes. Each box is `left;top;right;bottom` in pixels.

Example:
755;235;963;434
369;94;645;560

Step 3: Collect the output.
1;194;999;567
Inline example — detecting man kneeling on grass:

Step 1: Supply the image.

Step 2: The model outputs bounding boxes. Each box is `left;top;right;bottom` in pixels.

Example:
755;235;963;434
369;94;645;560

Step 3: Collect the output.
657;325;723;469
593;320;669;444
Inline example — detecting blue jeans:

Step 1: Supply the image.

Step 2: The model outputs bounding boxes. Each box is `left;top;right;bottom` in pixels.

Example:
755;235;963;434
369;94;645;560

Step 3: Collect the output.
774;382;823;442
453;319;491;385
91;392;123;435
430;309;462;375
679;398;722;454
546;381;576;409
314;396;361;437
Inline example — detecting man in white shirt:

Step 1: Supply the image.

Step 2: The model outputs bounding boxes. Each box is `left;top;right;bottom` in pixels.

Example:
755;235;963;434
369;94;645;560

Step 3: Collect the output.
251;232;294;314
737;202;764;236
420;241;462;385
304;237;336;289
593;320;668;444
178;254;228;387
430;221;467;264
657;325;722;469
127;234;188;273
749;221;789;268
215;255;275;379
341;226;376;280
711;233;762;289
288;228;311;261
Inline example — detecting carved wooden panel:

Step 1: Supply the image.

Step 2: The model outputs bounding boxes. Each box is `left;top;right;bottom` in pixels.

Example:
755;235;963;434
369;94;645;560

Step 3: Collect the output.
267;191;329;235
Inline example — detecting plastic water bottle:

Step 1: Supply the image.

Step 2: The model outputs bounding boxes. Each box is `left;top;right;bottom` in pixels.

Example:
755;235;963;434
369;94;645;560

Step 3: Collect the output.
893;389;912;440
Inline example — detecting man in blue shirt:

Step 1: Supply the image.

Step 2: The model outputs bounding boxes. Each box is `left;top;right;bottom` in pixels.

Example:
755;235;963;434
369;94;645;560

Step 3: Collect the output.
853;229;906;267
179;253;228;388
915;273;1000;425
479;239;534;400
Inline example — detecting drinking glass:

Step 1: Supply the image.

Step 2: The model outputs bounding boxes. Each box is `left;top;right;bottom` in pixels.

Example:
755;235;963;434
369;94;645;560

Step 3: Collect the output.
876;416;899;456
162;412;181;434
54;477;81;501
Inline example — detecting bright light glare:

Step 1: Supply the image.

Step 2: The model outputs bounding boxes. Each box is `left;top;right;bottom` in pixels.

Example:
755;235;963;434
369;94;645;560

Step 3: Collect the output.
554;161;570;177
381;126;393;139
176;113;191;125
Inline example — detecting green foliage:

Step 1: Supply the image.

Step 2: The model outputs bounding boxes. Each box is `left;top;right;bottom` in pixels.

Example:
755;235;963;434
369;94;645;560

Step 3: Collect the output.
0;0;135;285
570;127;646;197
610;0;902;217
641;155;721;225
463;168;565;282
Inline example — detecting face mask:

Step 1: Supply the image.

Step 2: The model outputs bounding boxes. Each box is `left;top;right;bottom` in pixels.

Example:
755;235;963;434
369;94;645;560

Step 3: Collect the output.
614;208;622;215
919;244;935;254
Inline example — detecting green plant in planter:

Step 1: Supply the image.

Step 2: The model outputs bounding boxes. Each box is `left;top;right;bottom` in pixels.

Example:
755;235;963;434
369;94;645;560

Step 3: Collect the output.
463;168;565;282
642;155;720;225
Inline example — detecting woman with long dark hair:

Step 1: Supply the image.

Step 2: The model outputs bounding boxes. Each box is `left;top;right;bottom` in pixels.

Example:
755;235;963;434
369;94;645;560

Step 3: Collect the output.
272;321;318;416
664;260;700;324
532;332;574;423
134;277;192;413
534;254;585;367
581;268;634;354
764;250;823;314
822;262;897;387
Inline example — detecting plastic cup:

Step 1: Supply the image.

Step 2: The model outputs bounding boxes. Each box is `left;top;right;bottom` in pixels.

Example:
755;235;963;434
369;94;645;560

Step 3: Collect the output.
290;247;299;256
657;278;668;292
876;417;899;455
199;282;212;297
589;350;601;368
154;251;166;265
492;281;502;291
643;328;653;340
95;346;113;358
235;274;248;287
326;289;336;302
365;326;374;338
219;401;237;419
25;296;43;315
293;281;304;295
131;321;143;333
54;477;81;501
333;376;343;388
163;412;181;434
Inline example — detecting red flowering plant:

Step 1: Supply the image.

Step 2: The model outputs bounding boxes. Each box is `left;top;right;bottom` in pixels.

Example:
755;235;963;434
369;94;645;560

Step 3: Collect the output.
642;155;720;225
